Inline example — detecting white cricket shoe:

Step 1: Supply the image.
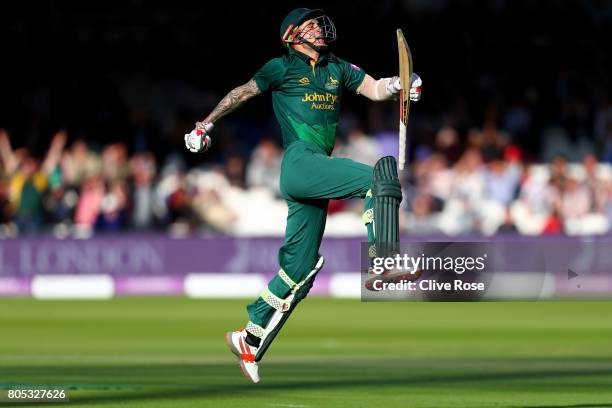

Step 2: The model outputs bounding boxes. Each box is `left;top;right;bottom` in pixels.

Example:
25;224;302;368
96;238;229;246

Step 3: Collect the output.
225;329;260;384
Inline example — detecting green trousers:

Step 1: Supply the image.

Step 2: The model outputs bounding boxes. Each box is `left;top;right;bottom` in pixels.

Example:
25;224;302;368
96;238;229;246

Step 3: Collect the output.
247;140;374;332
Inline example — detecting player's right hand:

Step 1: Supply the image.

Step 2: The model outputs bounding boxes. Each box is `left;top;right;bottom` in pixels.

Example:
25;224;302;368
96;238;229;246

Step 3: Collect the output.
184;129;212;153
185;122;213;153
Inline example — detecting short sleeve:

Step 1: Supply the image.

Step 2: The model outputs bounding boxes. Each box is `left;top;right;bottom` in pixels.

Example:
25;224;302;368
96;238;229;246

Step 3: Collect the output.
252;58;286;93
338;58;367;93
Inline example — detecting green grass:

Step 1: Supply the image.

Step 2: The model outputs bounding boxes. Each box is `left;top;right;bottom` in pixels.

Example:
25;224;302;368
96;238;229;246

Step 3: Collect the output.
1;298;612;407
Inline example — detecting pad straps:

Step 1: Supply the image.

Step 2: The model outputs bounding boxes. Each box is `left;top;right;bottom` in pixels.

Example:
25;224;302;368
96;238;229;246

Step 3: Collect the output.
260;287;291;312
278;269;298;289
246;321;265;338
261;256;326;313
362;208;374;225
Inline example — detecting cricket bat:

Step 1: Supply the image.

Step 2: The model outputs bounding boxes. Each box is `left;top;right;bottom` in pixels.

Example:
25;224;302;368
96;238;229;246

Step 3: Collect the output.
396;28;413;171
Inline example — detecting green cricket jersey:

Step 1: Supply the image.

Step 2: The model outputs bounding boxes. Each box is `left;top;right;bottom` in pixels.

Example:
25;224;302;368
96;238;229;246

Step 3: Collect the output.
252;48;366;155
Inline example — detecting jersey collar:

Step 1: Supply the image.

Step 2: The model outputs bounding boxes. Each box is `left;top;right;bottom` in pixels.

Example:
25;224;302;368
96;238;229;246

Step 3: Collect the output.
288;48;333;66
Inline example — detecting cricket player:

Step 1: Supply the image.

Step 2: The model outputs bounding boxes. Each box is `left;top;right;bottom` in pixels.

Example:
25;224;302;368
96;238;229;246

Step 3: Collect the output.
185;8;422;383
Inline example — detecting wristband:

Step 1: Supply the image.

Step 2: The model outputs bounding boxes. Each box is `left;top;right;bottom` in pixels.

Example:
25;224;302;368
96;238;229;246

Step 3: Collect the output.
197;122;214;136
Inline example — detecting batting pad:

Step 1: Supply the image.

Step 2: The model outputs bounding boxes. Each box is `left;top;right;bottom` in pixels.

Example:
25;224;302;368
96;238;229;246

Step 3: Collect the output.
373;156;402;255
255;255;325;362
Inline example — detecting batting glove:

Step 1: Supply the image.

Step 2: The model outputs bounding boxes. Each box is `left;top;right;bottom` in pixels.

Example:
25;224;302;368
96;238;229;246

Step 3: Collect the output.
384;76;400;98
185;122;213;153
409;73;422;102
385;73;422;102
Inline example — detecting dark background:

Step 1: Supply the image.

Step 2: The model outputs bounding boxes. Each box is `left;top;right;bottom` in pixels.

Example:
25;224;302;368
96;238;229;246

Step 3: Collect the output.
2;0;612;163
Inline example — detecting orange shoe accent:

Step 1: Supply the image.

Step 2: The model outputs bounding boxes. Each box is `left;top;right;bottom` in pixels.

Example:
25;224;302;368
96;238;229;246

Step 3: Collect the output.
239;337;256;362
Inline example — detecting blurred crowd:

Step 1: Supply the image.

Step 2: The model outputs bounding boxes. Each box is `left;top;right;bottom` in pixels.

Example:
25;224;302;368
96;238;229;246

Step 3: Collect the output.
400;127;611;236
1;116;611;238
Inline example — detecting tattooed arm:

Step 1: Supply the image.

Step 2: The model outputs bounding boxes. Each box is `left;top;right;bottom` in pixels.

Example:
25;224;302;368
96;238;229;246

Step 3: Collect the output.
200;79;261;124
186;79;261;153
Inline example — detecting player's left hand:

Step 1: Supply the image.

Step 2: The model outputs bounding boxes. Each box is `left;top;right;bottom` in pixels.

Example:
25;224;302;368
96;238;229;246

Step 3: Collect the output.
387;73;422;102
409;73;422;102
